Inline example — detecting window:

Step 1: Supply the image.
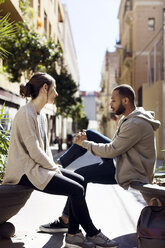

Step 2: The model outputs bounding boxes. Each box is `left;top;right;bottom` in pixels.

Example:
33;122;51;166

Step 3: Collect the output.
49;23;52;38
44;11;47;35
124;0;133;17
54;0;57;14
148;18;155;31
29;0;33;7
163;9;165;29
38;0;41;17
126;0;132;11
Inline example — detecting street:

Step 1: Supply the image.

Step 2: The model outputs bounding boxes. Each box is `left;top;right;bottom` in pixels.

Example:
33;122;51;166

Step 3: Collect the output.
0;150;146;248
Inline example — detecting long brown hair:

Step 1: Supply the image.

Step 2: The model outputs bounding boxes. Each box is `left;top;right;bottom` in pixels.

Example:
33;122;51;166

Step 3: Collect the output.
20;72;55;99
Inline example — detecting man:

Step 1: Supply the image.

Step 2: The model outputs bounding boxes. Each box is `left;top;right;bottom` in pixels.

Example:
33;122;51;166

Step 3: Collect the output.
40;84;160;233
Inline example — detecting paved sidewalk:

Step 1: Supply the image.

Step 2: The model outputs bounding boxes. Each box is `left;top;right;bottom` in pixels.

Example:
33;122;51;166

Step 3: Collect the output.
0;184;146;248
0;151;146;248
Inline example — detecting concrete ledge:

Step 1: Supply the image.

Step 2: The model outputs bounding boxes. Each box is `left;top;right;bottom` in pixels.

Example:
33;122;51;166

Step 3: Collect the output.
0;184;33;224
130;182;165;205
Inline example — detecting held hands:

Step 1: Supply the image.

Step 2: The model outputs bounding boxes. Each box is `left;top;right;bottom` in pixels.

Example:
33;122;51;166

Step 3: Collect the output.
54;161;63;174
73;130;87;146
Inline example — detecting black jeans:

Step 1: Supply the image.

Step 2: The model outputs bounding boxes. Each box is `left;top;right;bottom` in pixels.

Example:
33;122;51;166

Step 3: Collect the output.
59;129;117;217
18;168;99;236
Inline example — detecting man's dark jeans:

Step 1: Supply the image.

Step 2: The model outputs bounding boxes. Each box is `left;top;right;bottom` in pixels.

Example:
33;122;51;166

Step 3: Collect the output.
58;129;117;217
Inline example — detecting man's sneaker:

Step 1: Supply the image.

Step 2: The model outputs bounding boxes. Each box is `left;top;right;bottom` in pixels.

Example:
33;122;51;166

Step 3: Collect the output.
65;231;95;248
39;217;68;233
87;231;119;248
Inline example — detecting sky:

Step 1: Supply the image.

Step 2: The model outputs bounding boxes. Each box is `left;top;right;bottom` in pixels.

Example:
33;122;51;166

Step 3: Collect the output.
61;0;121;92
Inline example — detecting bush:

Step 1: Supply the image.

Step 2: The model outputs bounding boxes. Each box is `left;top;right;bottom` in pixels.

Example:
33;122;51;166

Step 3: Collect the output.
1;21;61;82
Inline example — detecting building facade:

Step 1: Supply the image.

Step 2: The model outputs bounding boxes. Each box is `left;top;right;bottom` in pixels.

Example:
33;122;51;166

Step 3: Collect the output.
57;4;80;141
117;0;165;159
117;0;165;105
99;51;118;138
0;0;79;145
81;91;99;131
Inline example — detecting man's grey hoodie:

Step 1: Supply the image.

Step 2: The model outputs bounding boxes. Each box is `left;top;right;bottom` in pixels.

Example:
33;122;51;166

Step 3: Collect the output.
82;108;161;189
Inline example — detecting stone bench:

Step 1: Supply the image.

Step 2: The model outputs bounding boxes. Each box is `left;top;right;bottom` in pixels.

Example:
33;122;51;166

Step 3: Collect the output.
0;184;33;238
130;181;165;205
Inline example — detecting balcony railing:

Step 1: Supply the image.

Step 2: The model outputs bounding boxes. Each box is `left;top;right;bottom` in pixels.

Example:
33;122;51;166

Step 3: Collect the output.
123;50;132;67
1;0;23;22
124;10;133;25
123;0;133;17
148;37;164;84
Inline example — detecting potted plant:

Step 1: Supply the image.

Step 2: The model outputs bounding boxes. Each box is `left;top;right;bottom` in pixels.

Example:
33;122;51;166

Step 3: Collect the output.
153;153;165;186
0;104;10;182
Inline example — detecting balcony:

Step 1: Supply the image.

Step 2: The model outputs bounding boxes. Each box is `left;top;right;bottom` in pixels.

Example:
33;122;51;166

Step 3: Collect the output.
124;10;133;25
123;0;133;25
123;50;132;67
1;0;23;22
115;67;122;84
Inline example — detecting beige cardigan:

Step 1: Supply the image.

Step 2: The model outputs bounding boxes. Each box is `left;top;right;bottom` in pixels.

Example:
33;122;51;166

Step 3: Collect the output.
3;101;60;190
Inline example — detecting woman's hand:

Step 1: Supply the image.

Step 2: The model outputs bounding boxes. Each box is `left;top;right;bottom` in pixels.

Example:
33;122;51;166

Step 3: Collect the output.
56;161;63;167
55;166;63;174
53;162;63;174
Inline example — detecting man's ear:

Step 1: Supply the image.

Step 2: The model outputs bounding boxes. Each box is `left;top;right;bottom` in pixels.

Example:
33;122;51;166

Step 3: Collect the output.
122;97;129;105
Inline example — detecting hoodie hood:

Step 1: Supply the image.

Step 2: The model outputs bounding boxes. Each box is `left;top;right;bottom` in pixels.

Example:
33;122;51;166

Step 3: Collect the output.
122;107;161;131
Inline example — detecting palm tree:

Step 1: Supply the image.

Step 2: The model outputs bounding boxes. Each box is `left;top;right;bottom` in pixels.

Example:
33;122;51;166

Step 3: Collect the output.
0;0;15;57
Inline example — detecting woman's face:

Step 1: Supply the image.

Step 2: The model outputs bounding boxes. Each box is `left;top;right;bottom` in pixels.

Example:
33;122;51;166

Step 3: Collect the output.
47;81;58;104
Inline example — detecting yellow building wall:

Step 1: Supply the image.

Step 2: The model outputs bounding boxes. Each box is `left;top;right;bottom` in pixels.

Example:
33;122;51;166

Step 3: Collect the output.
142;81;163;159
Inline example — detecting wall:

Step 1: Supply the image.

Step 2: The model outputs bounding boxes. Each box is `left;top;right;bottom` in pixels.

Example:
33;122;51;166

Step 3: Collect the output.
142;80;163;159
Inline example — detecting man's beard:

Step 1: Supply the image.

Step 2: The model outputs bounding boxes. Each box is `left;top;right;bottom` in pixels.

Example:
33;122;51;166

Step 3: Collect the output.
115;101;125;115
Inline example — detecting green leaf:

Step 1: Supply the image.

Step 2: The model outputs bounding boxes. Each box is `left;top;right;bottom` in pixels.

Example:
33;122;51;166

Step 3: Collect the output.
0;12;16;57
0;0;5;4
1;21;62;81
0;103;10;178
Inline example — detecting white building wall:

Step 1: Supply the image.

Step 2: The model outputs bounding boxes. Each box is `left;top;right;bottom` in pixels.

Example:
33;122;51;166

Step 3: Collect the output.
83;95;97;121
81;92;99;131
99;51;119;138
62;4;79;86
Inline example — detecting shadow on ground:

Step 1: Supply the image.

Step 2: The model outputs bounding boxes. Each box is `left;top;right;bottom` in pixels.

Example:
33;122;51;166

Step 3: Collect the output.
0;232;65;248
42;232;137;248
0;238;25;248
0;231;137;248
41;232;64;248
41;232;137;248
114;233;137;248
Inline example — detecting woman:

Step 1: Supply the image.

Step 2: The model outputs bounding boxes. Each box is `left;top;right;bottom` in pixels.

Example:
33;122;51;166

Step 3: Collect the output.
3;72;118;248
40;129;117;234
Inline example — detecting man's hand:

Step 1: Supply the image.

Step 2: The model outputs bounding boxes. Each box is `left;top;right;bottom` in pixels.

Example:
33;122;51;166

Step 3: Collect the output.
73;131;87;146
